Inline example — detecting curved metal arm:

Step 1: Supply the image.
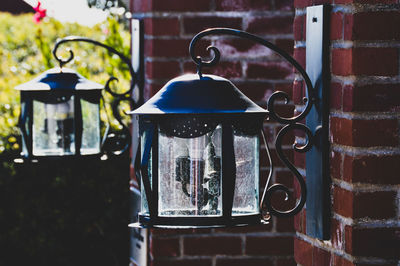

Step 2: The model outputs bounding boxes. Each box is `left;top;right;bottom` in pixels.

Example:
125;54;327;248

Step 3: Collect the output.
53;36;137;97
262;123;313;217
189;28;315;217
53;36;140;155
189;28;314;124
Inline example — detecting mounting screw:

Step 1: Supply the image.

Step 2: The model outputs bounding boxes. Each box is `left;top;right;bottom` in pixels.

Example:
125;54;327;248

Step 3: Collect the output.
312;17;318;22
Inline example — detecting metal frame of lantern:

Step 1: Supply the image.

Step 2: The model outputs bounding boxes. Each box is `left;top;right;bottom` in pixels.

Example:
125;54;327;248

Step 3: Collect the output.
15;36;141;162
130;28;315;228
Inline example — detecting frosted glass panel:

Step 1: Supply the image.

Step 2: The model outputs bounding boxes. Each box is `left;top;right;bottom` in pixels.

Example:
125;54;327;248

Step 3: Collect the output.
32;98;75;156
232;132;259;216
80;99;100;155
140;131;152;215
158;125;222;216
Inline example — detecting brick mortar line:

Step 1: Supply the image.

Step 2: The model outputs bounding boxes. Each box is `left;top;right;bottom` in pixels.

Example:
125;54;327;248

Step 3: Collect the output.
219;78;295;83
332;177;400;192
397;190;400;219
294;8;306;16
145;56;296;62
331;4;355;13
182;255;294;259
332;213;353;226
353;41;400;48
329;75;355;85
398;46;400;77
241;234;246;256
351;3;400;12
334;75;400;86
330;110;400;120
296;3;399;14
331;144;400;156
161;232;296;238
353;257;400;265
150;231;296;239
133;11;295;19
294;105;306;113
178;13;184;39
165;254;294;260
294;41;306;48
296;232;400;265
333;213;400;228
143;34;294;40
179;236;184;258
178;59;185;74
260;166;296;172
331;41;400;49
210;0;216;11
331;75;400;85
193;231;294;238
295;41;400;49
146;78;295;84
330;41;353;49
270;0;276;11
260;144;298;150
215;255;295;260
398;119;400;153
295;5;354;16
335;3;399;13
153;255;218;260
295;231;350;260
212;256;216;266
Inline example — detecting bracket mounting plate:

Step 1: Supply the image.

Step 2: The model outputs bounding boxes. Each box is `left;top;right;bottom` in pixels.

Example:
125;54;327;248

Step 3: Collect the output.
305;4;331;240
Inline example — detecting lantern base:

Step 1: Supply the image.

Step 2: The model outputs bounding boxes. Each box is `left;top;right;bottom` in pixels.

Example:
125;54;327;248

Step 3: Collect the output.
14;153;108;164
130;213;262;228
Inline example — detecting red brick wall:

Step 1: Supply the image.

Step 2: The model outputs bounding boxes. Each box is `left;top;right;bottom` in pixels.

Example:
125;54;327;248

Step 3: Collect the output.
293;1;400;265
131;0;298;265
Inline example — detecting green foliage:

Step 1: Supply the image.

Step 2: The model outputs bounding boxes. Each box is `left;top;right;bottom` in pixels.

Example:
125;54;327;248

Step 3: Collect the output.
0;12;132;156
0;12;132;265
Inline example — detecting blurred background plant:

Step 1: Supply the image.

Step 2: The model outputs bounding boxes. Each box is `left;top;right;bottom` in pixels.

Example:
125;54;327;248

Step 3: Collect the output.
0;10;132;158
0;4;133;265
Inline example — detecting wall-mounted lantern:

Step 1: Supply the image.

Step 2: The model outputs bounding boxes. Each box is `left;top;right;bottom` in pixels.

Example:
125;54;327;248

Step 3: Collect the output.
15;67;103;158
15;37;141;162
130;27;322;228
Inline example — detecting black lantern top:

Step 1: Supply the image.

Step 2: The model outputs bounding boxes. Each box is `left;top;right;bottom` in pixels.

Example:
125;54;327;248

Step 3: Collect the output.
131;74;267;115
14;67;103;92
131;73;268;138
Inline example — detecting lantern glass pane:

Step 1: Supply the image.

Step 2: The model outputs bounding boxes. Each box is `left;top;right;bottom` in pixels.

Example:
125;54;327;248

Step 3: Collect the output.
232;132;259;216
80;99;100;155
32;98;75;156
140;130;152;215
20;101;29;156
158;125;222;217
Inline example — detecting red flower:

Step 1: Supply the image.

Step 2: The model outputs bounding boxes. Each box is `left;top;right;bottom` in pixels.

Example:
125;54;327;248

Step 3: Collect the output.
33;1;46;24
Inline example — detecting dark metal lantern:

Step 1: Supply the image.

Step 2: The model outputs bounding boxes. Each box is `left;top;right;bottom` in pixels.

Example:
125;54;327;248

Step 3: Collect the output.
15;67;103;158
131;28;316;228
132;74;267;227
14;36;141;160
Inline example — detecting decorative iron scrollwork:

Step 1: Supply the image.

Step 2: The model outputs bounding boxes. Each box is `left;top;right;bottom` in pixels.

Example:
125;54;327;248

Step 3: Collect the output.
189;28;315;218
52;37;139;155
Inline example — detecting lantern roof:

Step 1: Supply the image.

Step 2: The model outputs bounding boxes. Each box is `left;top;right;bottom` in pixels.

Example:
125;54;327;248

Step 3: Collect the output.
131;74;267;115
14;67;104;91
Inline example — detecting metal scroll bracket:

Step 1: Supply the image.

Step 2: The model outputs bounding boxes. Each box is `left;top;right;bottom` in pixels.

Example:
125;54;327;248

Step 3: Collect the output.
305;5;331;240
